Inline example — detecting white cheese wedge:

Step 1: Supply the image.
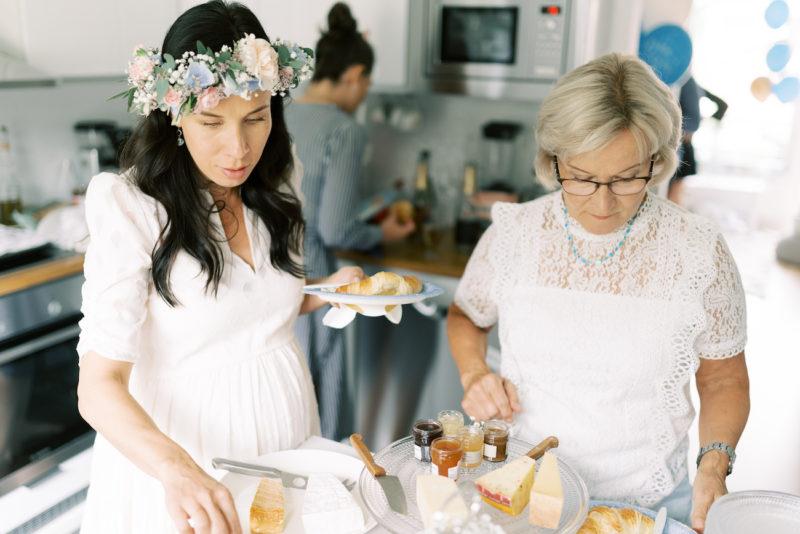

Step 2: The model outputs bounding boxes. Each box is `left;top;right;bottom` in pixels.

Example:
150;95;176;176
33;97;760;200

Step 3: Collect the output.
529;451;564;529
301;472;365;534
416;474;469;529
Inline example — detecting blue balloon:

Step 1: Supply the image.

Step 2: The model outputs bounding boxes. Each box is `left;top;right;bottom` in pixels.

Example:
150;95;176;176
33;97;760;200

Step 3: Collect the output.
638;25;693;85
767;43;791;72
773;77;799;102
765;0;790;29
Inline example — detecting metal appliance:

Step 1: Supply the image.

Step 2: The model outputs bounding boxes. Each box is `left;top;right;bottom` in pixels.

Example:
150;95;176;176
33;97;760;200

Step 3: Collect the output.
0;245;92;504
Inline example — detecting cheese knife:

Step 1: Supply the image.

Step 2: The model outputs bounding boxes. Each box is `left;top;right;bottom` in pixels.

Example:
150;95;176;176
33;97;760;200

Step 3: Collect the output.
211;457;357;492
350;433;407;515
654;506;667;534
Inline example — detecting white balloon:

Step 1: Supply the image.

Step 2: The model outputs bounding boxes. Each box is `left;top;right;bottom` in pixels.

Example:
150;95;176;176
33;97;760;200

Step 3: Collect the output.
642;0;693;30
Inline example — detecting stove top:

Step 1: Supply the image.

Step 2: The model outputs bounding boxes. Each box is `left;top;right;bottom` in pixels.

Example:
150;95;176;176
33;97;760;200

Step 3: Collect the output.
0;244;76;275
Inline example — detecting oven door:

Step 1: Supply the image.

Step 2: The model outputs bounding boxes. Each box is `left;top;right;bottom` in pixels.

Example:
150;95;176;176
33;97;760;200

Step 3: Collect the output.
0;319;94;497
426;0;570;82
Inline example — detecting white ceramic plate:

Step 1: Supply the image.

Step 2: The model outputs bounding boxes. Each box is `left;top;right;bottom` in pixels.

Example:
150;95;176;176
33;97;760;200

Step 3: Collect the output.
302;282;444;307
704;491;800;534
589;500;695;533
220;449;377;533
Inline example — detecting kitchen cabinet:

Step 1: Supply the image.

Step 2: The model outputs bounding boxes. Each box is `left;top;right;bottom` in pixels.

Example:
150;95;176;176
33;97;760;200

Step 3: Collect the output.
21;1;180;78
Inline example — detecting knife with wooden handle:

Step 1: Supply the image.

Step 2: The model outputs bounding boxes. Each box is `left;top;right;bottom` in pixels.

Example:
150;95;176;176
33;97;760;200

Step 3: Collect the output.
350;433;407;515
526;436;559;459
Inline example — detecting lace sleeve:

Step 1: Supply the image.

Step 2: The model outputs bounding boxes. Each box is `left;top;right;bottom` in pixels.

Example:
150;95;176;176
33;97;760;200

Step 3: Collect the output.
454;223;499;328
695;233;747;359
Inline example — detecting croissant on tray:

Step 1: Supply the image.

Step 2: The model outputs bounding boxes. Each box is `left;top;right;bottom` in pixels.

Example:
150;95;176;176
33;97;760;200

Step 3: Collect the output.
335;271;423;296
577;506;655;534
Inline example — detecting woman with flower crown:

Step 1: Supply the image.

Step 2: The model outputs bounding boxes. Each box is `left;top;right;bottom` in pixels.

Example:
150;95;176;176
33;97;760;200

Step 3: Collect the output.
75;2;357;532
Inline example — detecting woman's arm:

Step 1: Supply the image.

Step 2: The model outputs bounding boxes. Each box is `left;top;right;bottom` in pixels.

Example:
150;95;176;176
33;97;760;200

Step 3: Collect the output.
299;266;365;315
77;353;241;534
691;352;750;533
447;303;520;422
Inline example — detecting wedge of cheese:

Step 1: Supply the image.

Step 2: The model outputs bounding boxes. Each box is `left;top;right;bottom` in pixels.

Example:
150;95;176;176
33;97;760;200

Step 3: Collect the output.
250;477;285;533
529;451;564;529
301;473;365;534
416;474;469;529
474;456;536;516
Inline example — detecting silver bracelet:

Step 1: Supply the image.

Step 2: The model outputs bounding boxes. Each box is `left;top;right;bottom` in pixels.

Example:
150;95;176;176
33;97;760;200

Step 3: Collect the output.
696;442;736;475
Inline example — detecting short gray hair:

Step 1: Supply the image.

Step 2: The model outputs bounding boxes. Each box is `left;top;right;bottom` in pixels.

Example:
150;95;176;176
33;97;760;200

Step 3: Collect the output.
534;53;682;189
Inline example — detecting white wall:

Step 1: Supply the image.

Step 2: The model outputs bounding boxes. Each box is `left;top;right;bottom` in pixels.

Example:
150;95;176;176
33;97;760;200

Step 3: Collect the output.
0;79;134;205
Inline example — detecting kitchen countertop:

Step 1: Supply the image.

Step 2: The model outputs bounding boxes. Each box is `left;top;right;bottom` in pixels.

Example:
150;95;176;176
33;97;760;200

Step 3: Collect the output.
0;253;84;297
335;229;471;279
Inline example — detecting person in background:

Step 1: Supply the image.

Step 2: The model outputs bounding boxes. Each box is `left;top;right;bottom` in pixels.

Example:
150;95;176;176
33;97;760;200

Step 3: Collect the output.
287;2;414;440
76;2;361;532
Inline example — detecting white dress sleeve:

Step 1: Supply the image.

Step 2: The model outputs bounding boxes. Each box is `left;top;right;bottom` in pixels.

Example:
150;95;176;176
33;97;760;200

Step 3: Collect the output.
77;173;155;363
695;233;747;359
454;222;499;328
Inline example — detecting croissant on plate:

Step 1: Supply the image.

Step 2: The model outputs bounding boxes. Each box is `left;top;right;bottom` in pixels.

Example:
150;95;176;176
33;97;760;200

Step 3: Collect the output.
335;271;423;296
577;506;655;534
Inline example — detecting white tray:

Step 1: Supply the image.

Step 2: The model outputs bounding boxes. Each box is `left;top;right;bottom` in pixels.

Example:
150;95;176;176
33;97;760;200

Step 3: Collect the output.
705;490;800;534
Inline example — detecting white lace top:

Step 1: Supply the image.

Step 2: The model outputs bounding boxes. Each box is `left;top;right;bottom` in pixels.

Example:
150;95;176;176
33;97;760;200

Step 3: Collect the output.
455;192;746;506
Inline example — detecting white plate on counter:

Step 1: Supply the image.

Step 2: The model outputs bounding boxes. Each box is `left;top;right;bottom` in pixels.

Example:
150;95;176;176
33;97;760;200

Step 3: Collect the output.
220;449;377;533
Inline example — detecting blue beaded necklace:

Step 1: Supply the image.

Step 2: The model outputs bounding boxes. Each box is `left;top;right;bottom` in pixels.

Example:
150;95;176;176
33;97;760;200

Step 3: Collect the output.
561;198;643;266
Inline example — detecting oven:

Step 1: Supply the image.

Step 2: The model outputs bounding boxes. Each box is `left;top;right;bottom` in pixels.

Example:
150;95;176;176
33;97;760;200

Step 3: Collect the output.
0;270;93;499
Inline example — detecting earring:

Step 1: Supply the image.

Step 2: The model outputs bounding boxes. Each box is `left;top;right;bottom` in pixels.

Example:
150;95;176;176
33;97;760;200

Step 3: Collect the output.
177;129;185;146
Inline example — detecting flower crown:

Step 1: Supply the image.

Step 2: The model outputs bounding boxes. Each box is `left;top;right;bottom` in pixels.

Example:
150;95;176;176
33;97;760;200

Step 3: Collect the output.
115;34;314;125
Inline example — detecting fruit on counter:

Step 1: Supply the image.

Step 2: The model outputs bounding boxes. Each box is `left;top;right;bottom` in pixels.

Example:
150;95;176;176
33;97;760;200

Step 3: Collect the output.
335;271;423;296
528;451;564;529
301;472;365;534
474;456;536;516
390;199;414;224
250;477;285;533
416;474;469;529
577;506;655;533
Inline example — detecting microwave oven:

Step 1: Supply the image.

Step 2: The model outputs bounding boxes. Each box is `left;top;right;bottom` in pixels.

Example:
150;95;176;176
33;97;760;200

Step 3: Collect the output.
419;0;638;100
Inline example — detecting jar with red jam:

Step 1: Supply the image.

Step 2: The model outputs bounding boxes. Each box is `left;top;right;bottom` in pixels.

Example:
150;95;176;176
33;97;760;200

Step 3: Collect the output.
412;419;443;462
430;437;463;480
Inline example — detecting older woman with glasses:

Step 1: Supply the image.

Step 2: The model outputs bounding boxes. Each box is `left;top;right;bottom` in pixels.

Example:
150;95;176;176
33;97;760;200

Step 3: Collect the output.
447;53;749;532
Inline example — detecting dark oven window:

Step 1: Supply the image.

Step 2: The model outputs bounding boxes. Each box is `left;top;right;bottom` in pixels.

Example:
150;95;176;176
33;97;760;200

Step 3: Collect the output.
440;7;518;64
0;329;90;483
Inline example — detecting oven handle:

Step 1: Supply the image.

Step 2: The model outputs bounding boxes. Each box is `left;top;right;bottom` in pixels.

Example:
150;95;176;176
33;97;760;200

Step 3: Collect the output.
0;324;81;366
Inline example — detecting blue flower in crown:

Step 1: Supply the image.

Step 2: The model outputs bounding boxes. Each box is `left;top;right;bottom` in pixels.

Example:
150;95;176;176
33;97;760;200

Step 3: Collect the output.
184;62;215;91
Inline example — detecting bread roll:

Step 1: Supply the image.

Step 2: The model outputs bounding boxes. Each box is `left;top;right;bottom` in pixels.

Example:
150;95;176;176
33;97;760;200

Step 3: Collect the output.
577;506;655;534
335;271;422;296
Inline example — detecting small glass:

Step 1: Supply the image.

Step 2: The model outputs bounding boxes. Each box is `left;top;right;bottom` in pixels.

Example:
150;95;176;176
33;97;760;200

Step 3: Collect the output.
483;420;509;462
459;424;484;469
430;437;463;480
411;419;443;462
437;409;464;437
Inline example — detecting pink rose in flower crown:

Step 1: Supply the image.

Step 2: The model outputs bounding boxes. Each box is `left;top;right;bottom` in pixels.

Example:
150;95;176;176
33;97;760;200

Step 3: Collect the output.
196;87;223;112
128;55;155;84
278;67;294;91
163;88;182;108
236;34;280;92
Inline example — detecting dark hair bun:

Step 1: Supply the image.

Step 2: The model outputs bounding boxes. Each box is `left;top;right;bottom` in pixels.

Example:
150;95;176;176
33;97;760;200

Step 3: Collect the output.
327;2;357;35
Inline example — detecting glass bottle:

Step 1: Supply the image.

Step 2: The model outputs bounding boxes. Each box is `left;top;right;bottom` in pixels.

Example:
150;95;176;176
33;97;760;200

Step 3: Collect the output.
0;125;22;226
455;162;483;250
411;150;436;245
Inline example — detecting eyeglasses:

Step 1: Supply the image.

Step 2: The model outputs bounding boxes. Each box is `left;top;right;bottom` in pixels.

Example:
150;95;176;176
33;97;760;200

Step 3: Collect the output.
554;156;655;196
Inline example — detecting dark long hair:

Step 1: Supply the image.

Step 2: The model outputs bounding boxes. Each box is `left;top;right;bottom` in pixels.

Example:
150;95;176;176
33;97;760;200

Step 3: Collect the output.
120;0;304;306
312;2;374;81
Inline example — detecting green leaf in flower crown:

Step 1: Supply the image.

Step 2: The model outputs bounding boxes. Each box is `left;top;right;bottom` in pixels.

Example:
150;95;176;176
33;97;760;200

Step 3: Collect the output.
277;47;291;64
289;60;304;69
216;50;231;63
228;61;244;71
127;89;135;111
163;53;176;71
196;41;207;54
155;78;170;101
109;88;132;101
135;48;149;57
302;48;314;58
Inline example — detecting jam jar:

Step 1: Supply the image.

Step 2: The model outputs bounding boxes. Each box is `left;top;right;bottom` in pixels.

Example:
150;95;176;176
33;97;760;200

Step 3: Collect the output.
437;409;465;437
430;437;463;480
483;420;509;462
459;423;484;468
412;419;444;462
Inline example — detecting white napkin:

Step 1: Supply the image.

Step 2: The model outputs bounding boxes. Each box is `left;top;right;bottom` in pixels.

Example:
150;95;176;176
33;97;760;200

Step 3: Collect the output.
322;304;403;329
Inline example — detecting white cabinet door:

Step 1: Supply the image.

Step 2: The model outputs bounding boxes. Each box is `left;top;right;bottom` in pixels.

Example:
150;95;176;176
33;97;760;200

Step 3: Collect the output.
23;0;179;77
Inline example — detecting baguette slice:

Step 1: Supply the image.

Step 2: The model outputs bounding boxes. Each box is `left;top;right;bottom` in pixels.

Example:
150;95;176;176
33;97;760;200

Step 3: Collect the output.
250;477;285;533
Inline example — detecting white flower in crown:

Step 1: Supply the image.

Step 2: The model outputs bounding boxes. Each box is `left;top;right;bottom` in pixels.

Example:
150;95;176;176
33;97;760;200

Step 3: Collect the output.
236;34;280;92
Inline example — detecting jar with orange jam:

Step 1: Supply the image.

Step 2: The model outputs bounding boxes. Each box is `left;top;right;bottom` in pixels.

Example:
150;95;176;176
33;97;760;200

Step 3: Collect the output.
430;437;463;480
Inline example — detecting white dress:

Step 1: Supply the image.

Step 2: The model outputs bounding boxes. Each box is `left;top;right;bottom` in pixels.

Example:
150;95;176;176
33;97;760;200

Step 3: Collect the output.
77;171;320;533
455;192;746;507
